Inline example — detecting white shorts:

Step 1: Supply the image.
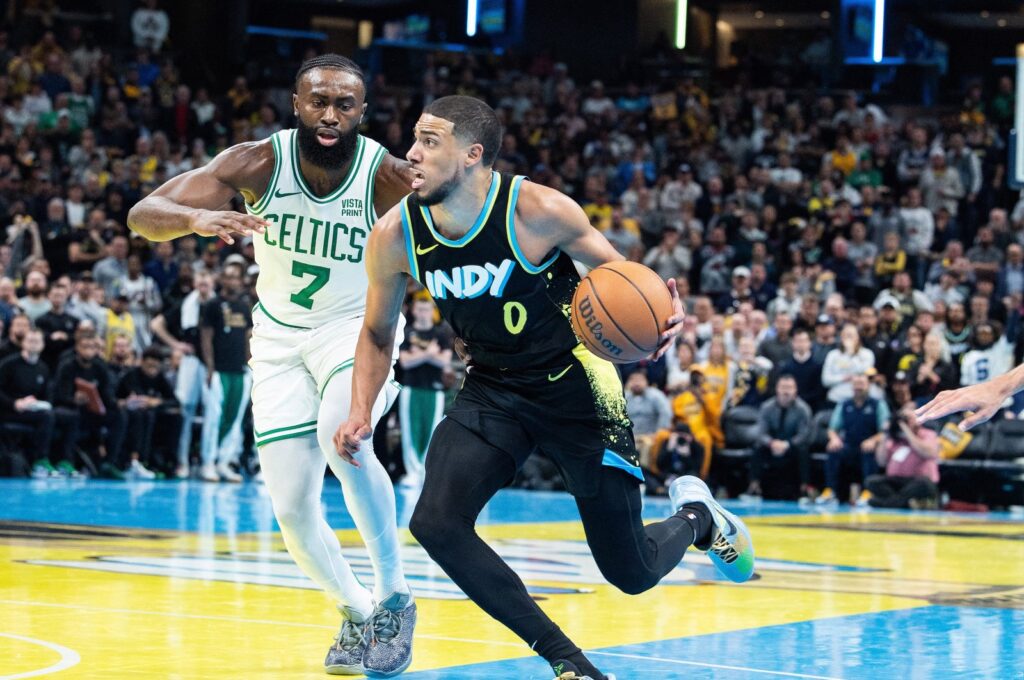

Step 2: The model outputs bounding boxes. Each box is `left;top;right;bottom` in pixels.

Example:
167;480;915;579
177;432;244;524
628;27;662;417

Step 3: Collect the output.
249;303;404;448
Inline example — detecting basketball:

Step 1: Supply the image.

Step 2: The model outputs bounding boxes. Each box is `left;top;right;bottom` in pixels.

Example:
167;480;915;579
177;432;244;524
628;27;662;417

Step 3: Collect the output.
571;261;673;363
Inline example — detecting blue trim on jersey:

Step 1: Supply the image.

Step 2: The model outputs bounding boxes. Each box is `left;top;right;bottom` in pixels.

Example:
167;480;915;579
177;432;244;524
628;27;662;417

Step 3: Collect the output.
400;198;421;282
601;449;645;483
506;175;559;275
419;171;500;247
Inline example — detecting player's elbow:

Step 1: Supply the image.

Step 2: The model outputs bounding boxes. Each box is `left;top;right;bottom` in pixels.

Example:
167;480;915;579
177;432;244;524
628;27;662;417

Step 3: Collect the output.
126;203;149;239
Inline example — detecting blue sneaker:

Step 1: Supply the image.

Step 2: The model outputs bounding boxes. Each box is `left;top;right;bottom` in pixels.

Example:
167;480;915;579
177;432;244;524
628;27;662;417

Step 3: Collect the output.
363;591;416;677
324;605;369;675
669;476;755;583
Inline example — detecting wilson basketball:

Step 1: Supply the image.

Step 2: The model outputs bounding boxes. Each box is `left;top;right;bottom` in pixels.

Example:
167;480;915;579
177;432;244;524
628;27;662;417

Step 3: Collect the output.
570;261;673;363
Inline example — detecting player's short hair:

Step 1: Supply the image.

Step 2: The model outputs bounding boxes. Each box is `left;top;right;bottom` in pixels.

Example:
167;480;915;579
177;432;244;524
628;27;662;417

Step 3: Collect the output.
423;95;502;166
294;54;364;91
142;346;164;362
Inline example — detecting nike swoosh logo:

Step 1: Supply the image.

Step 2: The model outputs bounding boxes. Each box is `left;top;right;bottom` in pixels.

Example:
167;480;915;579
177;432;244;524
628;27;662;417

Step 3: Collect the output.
547;365;572;382
721;514;738;537
274;189;301;198
415;243;440;255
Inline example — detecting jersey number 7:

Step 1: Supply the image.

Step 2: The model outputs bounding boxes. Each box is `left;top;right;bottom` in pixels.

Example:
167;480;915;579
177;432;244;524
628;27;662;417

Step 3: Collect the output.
290;260;331;310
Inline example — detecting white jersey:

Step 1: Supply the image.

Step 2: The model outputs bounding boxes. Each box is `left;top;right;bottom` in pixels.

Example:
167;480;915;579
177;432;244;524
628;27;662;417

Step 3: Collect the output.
248;129;387;329
959;337;1013;387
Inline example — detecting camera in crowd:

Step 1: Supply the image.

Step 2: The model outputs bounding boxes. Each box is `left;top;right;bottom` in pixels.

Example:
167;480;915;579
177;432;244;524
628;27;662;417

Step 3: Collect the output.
889;412;910;439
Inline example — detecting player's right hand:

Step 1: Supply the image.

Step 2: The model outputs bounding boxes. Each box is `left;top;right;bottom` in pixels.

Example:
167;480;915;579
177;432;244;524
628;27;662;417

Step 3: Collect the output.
189;209;268;245
334;418;372;467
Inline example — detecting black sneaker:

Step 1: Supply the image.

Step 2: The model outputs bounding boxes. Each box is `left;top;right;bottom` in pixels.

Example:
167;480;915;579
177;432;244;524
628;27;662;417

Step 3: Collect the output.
551;659;615;680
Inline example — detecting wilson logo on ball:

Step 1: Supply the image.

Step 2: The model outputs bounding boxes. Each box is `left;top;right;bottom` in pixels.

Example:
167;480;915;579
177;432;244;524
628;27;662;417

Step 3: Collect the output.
577;295;623;356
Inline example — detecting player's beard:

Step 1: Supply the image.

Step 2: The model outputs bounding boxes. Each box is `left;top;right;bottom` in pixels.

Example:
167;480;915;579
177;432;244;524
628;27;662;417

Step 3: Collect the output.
409;167;462;207
295;118;359;170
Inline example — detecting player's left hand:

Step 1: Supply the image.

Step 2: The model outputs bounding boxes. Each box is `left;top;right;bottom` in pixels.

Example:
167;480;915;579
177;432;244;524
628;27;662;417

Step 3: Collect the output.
654;278;685;361
333;417;372;467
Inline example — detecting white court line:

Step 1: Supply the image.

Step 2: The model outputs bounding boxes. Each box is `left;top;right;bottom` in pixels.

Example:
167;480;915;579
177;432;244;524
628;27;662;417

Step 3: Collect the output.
589;651;843;680
0;600;524;647
0;600;843;678
0;633;81;679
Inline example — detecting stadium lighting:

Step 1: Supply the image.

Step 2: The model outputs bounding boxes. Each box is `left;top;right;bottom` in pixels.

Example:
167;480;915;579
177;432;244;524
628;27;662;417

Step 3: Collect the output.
676;0;687;49
872;0;885;63
466;0;478;37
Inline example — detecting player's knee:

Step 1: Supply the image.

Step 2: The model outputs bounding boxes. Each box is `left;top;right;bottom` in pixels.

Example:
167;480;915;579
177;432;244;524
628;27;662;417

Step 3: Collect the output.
271;496;318;532
597;562;657;595
409;505;451;553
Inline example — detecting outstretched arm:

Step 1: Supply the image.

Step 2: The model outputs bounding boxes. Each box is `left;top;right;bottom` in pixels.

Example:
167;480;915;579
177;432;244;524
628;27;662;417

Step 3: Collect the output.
127;141;271;244
333;207;410;465
915;363;1024;431
516;181;685;359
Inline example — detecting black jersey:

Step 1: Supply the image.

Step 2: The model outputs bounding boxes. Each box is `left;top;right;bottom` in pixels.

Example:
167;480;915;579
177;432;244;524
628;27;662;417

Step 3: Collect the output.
400;172;580;370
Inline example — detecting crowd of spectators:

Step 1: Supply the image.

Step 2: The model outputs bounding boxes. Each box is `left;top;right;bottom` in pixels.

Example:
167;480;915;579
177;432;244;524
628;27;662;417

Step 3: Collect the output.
0;4;1020;505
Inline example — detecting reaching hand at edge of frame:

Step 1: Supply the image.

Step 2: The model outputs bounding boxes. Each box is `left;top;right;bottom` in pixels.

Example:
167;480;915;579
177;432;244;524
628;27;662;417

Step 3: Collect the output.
914;377;1014;431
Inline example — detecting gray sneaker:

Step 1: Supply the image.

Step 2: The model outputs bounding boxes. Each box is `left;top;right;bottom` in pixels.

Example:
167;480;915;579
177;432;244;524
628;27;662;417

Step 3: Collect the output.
324;605;369;675
363;591;416;677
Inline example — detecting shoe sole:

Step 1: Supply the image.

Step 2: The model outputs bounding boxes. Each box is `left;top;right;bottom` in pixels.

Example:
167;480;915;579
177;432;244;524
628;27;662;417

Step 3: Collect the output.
325;663;364;675
363;654;413;678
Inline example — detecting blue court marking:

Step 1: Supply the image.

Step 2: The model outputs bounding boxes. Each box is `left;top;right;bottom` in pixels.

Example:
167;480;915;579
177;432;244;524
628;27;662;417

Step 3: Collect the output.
0;479;1019;533
402;606;1024;679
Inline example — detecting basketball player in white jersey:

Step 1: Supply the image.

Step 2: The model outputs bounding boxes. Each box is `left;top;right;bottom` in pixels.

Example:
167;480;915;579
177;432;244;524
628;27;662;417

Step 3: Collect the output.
128;55;417;677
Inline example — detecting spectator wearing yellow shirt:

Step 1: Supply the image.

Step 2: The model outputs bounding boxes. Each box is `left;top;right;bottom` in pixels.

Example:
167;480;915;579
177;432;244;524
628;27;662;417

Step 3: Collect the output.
694;336;730;451
822;136;858;177
582;191;613;232
670;370;715;479
102;293;137;358
131;136;159;184
874;231;907;289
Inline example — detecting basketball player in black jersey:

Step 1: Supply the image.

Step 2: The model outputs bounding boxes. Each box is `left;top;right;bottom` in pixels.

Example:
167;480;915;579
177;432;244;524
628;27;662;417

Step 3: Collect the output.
337;96;755;680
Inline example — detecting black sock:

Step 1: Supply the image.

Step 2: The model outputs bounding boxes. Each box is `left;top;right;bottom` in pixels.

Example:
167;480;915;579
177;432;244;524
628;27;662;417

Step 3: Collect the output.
534;627;580;667
535;629;604;678
557;652;603;679
676;502;713;548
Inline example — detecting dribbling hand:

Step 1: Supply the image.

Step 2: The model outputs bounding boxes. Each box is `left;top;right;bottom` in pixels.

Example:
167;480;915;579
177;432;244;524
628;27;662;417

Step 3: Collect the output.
334;418;372;467
189;209;268;245
654;278;685;361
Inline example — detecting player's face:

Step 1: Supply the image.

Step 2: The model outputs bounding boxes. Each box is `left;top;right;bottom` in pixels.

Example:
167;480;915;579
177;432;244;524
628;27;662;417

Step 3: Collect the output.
407;114;471;206
293;68;366;170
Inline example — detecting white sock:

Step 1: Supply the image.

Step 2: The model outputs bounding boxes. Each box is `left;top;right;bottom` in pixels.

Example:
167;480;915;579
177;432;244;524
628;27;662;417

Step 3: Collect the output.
318;376;409;603
259;436;374;618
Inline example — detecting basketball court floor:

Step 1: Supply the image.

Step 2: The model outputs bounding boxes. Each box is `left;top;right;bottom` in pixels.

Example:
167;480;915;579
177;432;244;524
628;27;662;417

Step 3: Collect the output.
1;478;1021;679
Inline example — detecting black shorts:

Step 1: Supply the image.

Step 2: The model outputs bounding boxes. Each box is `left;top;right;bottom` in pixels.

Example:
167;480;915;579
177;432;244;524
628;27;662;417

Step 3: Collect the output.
440;344;640;498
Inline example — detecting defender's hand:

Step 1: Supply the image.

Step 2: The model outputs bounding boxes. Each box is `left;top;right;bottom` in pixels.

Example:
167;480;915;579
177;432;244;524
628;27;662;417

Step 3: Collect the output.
654;278;685;361
915;380;1012;431
189;209;267;245
334;418;372;467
